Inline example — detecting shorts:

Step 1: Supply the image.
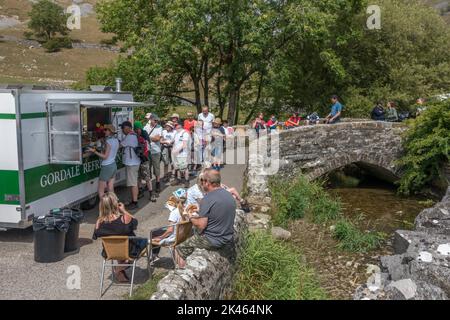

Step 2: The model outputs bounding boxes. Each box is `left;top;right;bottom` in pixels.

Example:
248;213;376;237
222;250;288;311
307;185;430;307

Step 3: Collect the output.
176;232;235;261
126;165;140;187
149;152;161;178
99;163;117;182
329;117;341;124
161;147;172;165
174;156;188;170
176;233;217;260
139;161;151;183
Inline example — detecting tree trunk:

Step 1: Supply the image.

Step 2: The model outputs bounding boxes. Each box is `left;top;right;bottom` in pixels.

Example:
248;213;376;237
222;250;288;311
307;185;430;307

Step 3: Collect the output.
193;77;202;114
203;58;209;108
227;88;238;126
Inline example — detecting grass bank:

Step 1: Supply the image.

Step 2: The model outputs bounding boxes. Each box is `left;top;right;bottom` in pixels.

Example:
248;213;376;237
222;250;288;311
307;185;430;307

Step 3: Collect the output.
269;175;385;253
127;271;168;300
232;231;327;300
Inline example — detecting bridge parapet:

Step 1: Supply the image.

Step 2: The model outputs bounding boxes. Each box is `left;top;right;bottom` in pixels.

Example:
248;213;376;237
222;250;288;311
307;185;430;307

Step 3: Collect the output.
247;121;407;197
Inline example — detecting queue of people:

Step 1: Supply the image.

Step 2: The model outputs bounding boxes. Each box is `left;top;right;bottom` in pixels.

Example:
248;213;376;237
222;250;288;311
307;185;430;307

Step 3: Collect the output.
89;106;240;212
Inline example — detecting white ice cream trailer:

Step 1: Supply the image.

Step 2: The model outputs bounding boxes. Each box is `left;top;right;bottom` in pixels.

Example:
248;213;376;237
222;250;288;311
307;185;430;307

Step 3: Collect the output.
0;87;150;229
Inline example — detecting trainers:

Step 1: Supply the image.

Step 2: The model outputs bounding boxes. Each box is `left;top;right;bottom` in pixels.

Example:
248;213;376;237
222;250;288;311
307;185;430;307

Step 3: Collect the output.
149;193;157;202
126;201;139;210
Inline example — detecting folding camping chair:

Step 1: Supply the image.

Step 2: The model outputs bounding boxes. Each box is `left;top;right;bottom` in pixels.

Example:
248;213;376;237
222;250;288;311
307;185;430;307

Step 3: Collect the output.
149;220;193;271
99;236;150;297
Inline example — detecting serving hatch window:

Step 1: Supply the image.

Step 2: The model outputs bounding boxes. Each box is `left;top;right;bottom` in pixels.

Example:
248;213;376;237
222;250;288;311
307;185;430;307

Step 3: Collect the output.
47;101;82;165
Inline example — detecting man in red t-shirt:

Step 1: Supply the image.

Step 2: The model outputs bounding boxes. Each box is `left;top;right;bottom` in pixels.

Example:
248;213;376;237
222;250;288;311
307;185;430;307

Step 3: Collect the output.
285;112;301;128
183;111;197;133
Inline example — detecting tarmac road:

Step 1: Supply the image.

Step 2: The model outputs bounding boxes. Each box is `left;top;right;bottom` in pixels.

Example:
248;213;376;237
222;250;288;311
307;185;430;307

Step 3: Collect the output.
0;163;245;300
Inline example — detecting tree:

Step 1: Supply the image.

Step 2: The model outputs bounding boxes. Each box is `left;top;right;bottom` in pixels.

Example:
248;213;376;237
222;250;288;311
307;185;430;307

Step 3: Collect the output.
266;0;450;117
397;100;450;195
28;0;69;41
95;0;316;124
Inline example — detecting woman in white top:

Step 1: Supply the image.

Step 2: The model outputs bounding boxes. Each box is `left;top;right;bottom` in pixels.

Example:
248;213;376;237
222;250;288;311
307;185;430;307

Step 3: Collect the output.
87;124;120;199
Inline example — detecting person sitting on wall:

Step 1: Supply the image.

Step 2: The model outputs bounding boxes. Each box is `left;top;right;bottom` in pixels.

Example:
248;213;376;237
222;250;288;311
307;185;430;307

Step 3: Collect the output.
385;101;399;122
174;169;236;268
306;112;320;125
252;113;266;138
266;115;279;132
371;101;385;121
325;95;343;124
285;112;301;128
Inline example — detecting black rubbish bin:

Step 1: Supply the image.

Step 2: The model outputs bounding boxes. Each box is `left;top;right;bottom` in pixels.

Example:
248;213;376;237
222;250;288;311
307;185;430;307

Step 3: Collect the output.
33;215;69;263
50;208;84;252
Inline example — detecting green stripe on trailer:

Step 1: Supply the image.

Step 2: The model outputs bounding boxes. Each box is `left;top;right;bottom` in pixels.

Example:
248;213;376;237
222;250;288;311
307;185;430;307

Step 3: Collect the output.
0;114;16;120
24;156;125;203
0;170;20;205
21;112;47;119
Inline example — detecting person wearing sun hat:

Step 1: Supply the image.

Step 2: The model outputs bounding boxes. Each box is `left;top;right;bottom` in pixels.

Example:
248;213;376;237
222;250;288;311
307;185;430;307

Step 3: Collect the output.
87;124;119;199
170;113;180;126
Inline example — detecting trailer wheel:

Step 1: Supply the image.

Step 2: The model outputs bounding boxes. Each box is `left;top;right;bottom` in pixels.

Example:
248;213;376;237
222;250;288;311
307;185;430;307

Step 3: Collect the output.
80;196;98;210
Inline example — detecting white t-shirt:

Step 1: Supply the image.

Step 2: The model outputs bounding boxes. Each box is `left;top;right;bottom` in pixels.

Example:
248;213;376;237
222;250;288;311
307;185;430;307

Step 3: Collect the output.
198;112;215;133
120;133;141;166
160;208;182;244
162;129;176;146
144;123;163;154
102;137;119;166
173;130;190;158
186;184;204;206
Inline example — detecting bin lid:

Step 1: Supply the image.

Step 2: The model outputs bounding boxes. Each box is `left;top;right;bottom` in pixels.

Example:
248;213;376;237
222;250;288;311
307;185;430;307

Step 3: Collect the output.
50;208;84;222
33;215;69;232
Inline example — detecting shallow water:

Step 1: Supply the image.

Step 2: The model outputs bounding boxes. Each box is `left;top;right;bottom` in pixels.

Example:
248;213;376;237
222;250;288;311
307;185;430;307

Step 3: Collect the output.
328;185;432;234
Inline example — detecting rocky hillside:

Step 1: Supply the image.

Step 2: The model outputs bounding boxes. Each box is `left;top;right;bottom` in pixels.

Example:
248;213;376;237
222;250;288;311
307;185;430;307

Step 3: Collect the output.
0;0;118;87
0;0;448;88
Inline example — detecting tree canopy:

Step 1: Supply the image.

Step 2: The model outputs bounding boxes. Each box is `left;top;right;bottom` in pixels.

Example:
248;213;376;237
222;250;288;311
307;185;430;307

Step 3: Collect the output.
86;0;450;123
28;0;70;41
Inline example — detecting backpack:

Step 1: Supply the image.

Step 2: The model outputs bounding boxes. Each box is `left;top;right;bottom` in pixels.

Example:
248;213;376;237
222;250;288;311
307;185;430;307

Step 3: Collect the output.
134;134;149;162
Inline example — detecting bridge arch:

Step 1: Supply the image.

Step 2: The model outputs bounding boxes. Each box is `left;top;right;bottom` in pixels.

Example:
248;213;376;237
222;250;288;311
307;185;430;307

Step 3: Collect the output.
276;121;406;182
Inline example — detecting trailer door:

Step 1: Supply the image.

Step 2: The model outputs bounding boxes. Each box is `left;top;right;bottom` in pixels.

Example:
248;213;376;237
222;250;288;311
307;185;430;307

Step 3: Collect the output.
47;100;82;165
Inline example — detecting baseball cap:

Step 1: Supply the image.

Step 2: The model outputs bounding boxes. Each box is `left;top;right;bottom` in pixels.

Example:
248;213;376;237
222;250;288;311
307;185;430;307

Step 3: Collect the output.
171;113;180;119
145;113;152;119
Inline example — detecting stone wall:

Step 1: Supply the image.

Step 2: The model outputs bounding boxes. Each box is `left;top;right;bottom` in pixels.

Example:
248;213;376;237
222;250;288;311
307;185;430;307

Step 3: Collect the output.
354;187;450;300
150;210;247;300
247;121;407;196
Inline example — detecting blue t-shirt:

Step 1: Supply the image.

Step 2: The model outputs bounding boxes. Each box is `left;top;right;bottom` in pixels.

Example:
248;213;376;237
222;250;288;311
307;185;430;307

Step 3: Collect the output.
331;102;343;117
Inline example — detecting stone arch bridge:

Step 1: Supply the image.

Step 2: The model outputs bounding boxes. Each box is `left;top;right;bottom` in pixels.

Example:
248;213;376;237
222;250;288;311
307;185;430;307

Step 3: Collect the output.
247;121;407;195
